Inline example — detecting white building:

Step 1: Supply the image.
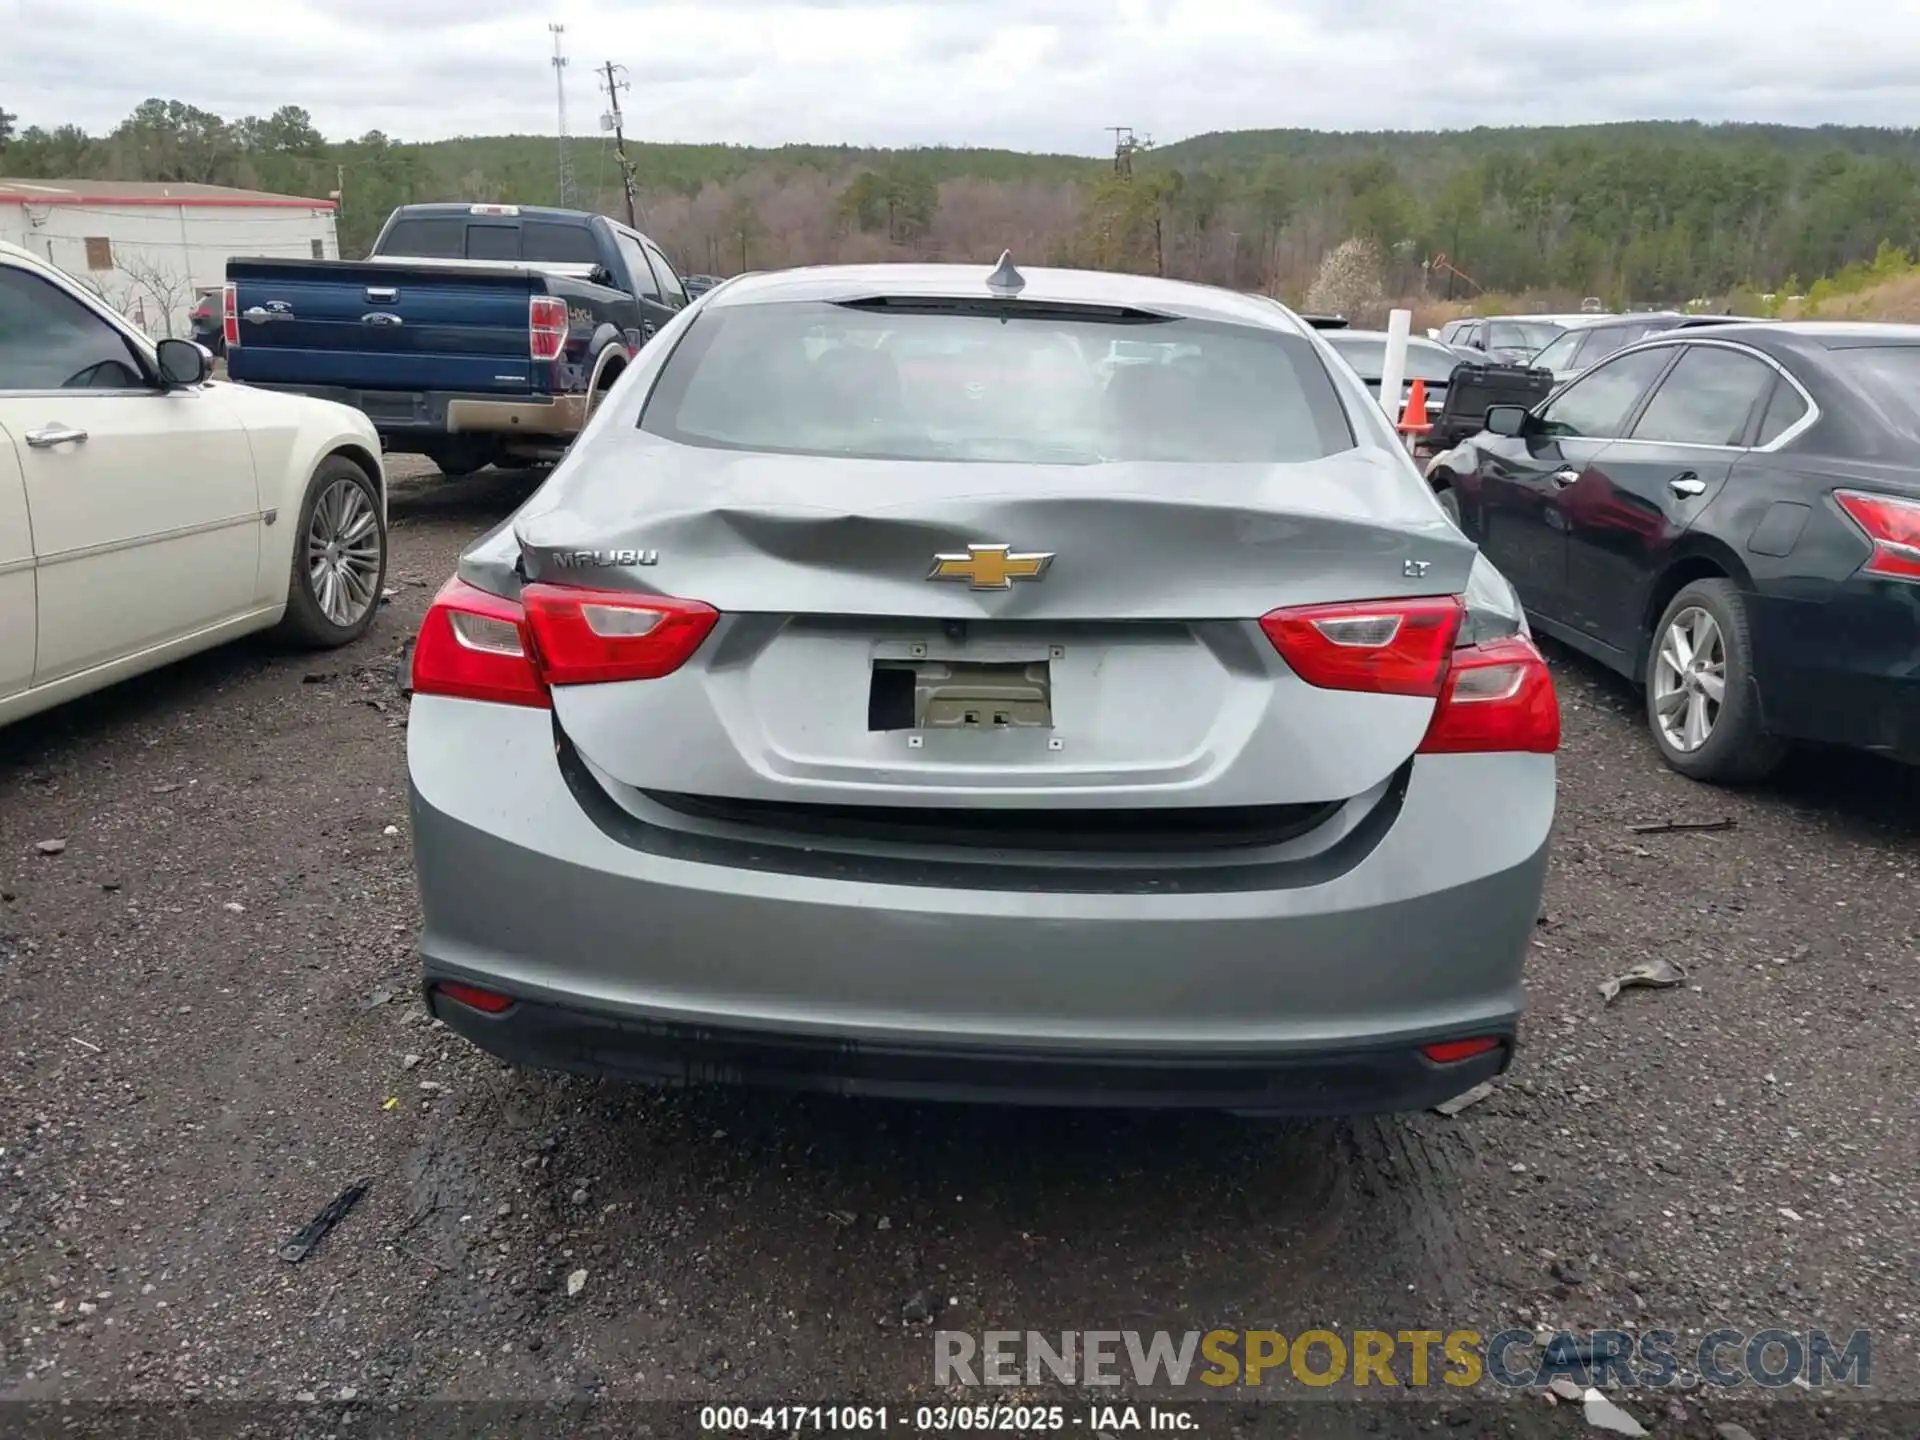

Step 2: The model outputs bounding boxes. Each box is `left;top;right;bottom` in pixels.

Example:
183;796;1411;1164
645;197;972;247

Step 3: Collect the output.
0;178;339;339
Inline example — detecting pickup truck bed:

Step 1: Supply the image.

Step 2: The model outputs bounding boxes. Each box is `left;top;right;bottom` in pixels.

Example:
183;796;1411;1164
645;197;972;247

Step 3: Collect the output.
224;253;662;475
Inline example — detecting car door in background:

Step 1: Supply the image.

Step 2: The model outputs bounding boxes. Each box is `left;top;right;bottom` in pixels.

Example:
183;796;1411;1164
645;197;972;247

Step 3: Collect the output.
610;229;679;344
1557;323;1640;382
1560;342;1779;660
640;237;688;313
1468;345;1676;620
0;265;261;686
0;427;31;700
1530;328;1584;381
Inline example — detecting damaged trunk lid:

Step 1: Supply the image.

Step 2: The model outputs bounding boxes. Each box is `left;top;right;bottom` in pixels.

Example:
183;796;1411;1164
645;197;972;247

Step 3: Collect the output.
515;438;1478;808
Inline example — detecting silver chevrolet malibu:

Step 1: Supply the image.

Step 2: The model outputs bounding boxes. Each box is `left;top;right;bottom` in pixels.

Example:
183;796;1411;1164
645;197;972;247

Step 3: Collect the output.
405;258;1559;1115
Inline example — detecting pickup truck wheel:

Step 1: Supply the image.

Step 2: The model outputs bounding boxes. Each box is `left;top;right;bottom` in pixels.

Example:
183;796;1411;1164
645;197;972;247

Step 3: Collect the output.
275;456;388;649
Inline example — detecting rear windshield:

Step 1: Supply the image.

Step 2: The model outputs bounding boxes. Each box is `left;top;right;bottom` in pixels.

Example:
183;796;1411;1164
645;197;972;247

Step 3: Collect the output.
1326;336;1462;383
1487;320;1565;352
377;216;600;265
378;217;465;257
639;301;1355;464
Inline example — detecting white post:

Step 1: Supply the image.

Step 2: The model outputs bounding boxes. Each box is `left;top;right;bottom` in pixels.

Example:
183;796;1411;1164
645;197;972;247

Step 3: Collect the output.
1379;308;1412;422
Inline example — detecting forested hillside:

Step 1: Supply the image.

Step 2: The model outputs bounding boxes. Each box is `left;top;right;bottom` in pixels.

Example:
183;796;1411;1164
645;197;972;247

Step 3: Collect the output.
4;99;1918;307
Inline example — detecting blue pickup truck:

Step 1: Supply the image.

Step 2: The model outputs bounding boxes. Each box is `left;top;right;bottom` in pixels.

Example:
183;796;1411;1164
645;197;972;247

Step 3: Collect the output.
225;203;691;475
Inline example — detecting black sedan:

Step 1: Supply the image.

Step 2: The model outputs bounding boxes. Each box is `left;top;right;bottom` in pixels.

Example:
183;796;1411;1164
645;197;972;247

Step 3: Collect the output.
1427;323;1920;783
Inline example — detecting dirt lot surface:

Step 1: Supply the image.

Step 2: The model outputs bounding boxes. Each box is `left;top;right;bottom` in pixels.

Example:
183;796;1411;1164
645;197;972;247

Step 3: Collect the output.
2;456;1917;1437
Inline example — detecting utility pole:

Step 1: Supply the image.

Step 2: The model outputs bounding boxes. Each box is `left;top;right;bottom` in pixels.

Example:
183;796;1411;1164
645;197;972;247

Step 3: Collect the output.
550;23;577;209
599;60;639;228
1107;126;1135;179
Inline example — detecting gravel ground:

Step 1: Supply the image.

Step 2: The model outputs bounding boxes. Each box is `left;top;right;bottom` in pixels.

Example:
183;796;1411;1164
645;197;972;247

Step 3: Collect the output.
2;455;1916;1436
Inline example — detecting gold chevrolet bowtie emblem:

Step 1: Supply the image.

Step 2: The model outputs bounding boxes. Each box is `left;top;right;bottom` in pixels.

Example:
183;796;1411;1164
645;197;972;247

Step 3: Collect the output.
927;543;1054;590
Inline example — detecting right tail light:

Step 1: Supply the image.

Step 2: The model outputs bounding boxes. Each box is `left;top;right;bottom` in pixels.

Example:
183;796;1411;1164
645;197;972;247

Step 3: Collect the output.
1262;597;1559;755
221;284;239;348
1416;634;1561;755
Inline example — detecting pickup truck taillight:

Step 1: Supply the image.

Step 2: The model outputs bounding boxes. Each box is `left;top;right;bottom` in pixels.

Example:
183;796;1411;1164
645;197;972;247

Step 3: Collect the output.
221;284;239;348
530;296;569;362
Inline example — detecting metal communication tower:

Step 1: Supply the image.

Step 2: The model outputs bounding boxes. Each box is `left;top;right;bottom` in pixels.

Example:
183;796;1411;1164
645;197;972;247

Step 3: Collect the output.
550;23;577;209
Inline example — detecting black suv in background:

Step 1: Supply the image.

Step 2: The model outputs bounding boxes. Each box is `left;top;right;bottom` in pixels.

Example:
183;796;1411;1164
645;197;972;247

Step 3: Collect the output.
1531;313;1760;387
1437;315;1568;364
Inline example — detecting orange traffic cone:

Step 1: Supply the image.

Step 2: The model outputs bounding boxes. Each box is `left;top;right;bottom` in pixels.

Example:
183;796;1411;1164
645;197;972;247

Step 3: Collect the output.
1397;378;1432;433
1396;378;1432;452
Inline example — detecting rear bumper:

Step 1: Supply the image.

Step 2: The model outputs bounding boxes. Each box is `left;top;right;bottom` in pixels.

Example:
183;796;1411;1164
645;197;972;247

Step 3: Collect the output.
426;986;1514;1113
407;699;1554;1114
227;383;585;447
1751;587;1920;760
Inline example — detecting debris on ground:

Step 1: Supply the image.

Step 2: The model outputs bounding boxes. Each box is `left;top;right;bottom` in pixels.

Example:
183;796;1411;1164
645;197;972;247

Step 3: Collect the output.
363;988;395;1010
826;1209;858;1227
69;1036;102;1054
1599;957;1687;1004
401;1054;422;1070
278;1179;371;1264
33;839;67;856
1433;1081;1496;1117
1548;1377;1583;1402
1627;818;1735;835
1581;1389;1647;1436
1713;1425;1759;1440
566;1268;588;1297
222;901;245;914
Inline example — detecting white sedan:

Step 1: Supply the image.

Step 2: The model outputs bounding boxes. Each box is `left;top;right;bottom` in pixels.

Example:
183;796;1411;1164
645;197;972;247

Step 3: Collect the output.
1;240;389;727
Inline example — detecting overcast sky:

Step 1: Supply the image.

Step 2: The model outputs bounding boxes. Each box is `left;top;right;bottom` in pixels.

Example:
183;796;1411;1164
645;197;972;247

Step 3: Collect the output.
5;0;1918;155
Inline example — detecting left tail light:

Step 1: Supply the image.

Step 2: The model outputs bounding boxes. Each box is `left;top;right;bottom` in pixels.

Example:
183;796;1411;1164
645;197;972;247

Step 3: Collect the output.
221;284;239;348
410;578;719;707
1261;596;1559;754
1835;490;1920;581
410;579;549;708
530;295;569;362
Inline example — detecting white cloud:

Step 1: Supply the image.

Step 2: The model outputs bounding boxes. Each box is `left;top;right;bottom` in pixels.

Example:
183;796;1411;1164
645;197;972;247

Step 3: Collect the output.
2;0;1917;154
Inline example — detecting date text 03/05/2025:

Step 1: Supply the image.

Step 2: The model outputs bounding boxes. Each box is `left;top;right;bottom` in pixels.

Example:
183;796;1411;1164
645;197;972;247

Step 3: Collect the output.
699;1404;1195;1431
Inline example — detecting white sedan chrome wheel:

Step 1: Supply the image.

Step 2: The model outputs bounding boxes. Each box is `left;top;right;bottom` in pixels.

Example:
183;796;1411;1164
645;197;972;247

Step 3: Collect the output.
305;477;383;629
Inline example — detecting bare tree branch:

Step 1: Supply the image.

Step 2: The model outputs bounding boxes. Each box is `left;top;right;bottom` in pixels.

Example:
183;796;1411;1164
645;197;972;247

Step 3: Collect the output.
112;253;196;339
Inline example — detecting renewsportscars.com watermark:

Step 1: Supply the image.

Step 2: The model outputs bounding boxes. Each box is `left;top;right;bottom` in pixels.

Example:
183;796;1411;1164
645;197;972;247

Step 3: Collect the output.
934;1328;1873;1391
